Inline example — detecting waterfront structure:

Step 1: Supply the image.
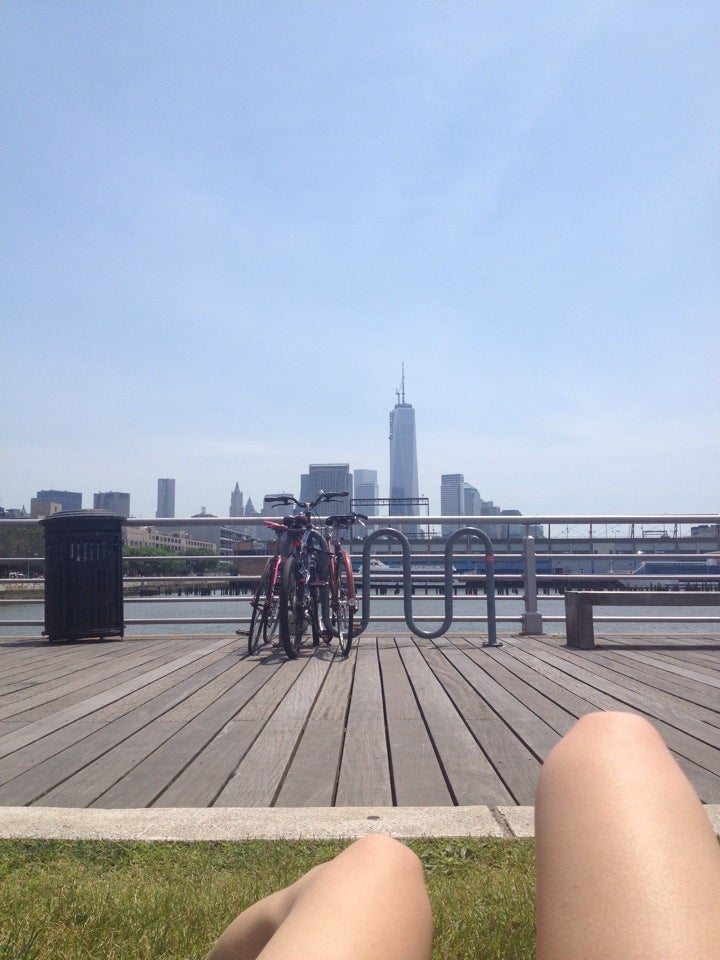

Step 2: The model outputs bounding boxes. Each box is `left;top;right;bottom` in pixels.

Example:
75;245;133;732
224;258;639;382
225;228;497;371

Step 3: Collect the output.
156;478;175;519
300;464;352;515
388;368;419;530
93;491;130;517
441;473;465;534
36;489;82;512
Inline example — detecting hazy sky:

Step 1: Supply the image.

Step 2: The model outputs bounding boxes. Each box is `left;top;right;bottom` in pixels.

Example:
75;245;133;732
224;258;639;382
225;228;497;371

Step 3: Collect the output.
2;1;718;518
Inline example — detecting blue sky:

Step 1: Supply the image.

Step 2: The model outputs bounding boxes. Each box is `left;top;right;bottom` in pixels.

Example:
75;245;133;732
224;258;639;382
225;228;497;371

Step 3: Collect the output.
2;1;718;518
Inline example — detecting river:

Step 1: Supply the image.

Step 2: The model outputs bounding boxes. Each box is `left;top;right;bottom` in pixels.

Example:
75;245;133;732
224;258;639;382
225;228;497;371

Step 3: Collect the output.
2;594;719;639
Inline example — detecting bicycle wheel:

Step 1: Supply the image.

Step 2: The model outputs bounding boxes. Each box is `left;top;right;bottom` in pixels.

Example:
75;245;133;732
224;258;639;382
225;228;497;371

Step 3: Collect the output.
247;564;271;654
262;558;281;643
279;555;304;659
334;552;355;656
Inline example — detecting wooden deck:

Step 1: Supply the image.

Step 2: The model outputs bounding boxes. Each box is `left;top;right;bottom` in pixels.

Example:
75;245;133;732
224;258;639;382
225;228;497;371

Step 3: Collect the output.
0;630;718;808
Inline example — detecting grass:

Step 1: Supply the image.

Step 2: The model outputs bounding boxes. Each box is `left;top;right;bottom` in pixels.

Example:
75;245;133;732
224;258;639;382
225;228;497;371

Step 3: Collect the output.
0;838;535;959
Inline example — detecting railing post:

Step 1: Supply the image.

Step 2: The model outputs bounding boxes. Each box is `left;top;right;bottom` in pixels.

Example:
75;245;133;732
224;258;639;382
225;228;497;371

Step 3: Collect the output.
521;533;544;635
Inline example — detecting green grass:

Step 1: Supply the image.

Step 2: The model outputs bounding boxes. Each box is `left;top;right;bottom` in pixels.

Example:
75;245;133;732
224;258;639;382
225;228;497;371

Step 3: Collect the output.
0;838;535;959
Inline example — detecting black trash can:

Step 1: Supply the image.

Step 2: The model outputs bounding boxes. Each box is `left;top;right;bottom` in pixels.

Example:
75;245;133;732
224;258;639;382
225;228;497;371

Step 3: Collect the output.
41;510;125;643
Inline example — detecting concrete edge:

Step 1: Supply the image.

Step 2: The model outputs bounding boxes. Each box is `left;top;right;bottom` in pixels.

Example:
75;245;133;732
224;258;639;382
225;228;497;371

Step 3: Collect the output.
1;806;718;841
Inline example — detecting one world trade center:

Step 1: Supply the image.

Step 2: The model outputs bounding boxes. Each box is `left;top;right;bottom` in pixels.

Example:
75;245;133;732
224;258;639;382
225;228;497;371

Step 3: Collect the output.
389;367;419;530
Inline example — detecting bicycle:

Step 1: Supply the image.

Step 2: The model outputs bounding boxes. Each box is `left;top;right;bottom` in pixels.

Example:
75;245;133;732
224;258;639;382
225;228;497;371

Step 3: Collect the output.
323;512;366;655
264;491;348;660
245;522;285;655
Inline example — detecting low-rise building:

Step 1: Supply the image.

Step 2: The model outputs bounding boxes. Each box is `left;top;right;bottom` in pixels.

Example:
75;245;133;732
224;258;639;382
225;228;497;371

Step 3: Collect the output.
125;526;216;554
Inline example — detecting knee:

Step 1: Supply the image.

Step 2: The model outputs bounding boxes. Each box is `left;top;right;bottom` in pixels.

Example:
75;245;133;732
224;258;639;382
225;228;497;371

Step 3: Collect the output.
539;712;663;794
567;711;659;751
346;835;425;881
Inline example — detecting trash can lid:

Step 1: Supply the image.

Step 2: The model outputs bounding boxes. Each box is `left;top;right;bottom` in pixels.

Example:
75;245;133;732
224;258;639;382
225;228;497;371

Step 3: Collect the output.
40;509;126;528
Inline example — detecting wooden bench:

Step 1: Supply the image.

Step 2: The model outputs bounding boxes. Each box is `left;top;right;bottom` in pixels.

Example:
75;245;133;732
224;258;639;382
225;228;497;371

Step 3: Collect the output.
564;590;720;648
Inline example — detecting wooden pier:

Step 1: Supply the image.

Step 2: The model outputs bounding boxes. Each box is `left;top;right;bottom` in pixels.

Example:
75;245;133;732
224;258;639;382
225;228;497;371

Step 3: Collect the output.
0;630;718;809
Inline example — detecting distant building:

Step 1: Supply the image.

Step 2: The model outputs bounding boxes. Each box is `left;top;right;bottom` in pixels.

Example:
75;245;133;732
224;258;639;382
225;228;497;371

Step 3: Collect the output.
229;483;244;517
30;499;62;519
300;464;352;515
1;506;30;519
463;483;483;519
125;526;216;554
353;469;379;504
244;496;263;541
389;366;419;532
93;491;130;517
156;479;175;518
441;474;464;534
480;501;501;541
36;489;82;512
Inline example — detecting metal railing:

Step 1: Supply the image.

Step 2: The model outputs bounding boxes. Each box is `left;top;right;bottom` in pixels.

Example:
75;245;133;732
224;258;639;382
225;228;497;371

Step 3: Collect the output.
1;513;719;637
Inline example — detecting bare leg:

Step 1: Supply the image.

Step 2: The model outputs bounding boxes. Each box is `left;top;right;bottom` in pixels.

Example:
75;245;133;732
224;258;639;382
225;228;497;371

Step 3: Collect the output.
205;834;432;960
536;711;720;959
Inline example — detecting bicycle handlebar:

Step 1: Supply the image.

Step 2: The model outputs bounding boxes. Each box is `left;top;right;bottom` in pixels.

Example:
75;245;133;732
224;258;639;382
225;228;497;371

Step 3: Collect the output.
263;491;349;512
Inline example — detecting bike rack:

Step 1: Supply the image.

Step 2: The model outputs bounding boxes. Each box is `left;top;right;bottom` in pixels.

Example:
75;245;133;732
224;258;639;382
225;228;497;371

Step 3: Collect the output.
355;527;500;646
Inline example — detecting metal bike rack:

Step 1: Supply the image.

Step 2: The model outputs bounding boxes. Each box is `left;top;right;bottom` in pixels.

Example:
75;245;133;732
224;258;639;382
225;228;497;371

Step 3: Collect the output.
356;527;500;646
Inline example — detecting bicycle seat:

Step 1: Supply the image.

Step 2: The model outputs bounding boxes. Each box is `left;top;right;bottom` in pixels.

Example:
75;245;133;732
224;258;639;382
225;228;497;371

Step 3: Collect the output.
283;514;310;529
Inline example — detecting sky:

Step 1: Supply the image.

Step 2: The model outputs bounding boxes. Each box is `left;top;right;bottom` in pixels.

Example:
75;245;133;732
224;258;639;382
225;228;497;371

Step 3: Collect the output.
2;1;718;520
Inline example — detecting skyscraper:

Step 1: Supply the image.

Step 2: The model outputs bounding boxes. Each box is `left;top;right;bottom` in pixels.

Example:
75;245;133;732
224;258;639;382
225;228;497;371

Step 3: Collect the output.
229;483;244;517
300;464;352;515
389;367;419;528
156;478;175;518
441;474;464;534
463;482;483;520
36;489;82;512
353;469;379;503
93;491;131;517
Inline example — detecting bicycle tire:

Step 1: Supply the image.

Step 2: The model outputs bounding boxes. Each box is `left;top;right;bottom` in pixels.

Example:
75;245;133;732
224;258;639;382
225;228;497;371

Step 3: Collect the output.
279;555;304;659
334;551;355;656
262;558;281;643
247;564;271;654
263;593;280;643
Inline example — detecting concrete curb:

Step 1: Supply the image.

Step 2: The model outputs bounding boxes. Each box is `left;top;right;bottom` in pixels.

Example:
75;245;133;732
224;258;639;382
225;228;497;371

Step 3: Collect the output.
1;806;718;841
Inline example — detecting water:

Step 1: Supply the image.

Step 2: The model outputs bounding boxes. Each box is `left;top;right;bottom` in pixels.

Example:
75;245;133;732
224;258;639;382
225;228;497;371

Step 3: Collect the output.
2;594;719;638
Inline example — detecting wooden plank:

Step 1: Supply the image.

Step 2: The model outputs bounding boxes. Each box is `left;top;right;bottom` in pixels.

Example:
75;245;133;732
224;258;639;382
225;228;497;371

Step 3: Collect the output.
215;654;331;806
154;719;265;806
378;638;452;806
41;658;273;808
0;649;247;788
399;639;514;805
0;654;253;804
541;646;720;745
520;640;720;799
0;637;235;759
497;641;602;721
0;636;206;716
335;636;393;806
276;649;356;806
448;638;561;759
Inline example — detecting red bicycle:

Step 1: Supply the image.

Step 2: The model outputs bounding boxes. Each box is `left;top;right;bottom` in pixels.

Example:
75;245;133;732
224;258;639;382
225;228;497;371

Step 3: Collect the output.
323;512;366;655
245;521;285;655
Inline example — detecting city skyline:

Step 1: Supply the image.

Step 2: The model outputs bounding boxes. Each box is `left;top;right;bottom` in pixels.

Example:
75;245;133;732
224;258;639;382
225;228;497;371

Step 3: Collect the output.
2;4;718;518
